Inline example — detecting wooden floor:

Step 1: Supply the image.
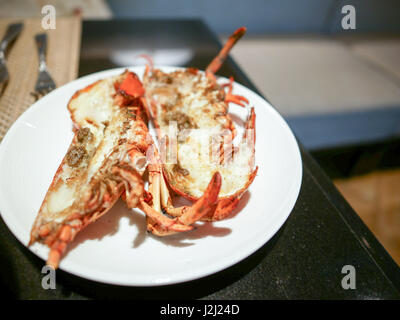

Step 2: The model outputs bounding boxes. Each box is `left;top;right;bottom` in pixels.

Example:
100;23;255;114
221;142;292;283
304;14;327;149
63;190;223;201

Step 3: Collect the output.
334;169;400;265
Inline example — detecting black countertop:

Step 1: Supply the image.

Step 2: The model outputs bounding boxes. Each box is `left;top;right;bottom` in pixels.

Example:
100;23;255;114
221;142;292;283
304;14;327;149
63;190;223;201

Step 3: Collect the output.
1;19;399;299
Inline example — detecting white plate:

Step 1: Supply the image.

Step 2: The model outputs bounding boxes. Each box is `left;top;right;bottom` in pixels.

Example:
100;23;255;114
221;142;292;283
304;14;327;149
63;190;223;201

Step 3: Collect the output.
0;66;302;286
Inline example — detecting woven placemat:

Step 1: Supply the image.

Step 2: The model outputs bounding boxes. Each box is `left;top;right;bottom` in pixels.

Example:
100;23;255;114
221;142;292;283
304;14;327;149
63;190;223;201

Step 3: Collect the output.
0;16;81;141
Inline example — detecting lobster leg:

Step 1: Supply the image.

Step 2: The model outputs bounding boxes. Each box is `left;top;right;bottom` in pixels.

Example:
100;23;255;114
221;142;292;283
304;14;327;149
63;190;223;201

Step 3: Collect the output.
144;160;164;233
222;77;249;108
206;107;257;221
134;141;221;236
47;225;74;269
145;164;221;236
160;170;221;223
139;200;194;236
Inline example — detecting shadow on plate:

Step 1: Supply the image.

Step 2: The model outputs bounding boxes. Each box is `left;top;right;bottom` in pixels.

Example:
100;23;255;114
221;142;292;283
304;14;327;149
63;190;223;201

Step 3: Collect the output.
64;192;251;254
63;200;147;259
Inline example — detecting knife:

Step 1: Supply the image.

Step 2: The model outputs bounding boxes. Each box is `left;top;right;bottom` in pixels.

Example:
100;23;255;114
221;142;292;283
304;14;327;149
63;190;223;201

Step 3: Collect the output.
0;23;24;87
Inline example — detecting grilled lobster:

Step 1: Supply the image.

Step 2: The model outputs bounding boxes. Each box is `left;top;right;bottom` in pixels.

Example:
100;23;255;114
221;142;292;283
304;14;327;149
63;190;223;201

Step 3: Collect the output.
142;27;258;221
29;71;222;268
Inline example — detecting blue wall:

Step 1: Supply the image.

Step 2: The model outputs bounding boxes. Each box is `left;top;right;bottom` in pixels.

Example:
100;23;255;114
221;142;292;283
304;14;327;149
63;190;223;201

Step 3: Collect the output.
107;0;400;34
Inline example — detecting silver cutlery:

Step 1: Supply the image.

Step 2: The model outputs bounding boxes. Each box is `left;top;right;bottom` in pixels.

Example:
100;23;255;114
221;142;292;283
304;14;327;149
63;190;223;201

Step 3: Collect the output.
0;23;23;90
33;33;56;98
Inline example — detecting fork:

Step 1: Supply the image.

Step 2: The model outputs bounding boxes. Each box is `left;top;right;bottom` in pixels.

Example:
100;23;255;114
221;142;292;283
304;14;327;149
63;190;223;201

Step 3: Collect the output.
33;33;56;98
0;23;23;90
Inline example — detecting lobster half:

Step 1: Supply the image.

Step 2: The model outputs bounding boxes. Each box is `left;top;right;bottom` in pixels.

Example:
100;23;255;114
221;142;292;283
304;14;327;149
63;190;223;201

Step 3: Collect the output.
142;27;258;221
29;71;222;269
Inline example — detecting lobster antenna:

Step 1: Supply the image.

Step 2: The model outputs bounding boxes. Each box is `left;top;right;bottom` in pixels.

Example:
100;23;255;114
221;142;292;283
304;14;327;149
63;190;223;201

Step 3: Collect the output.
206;27;246;75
